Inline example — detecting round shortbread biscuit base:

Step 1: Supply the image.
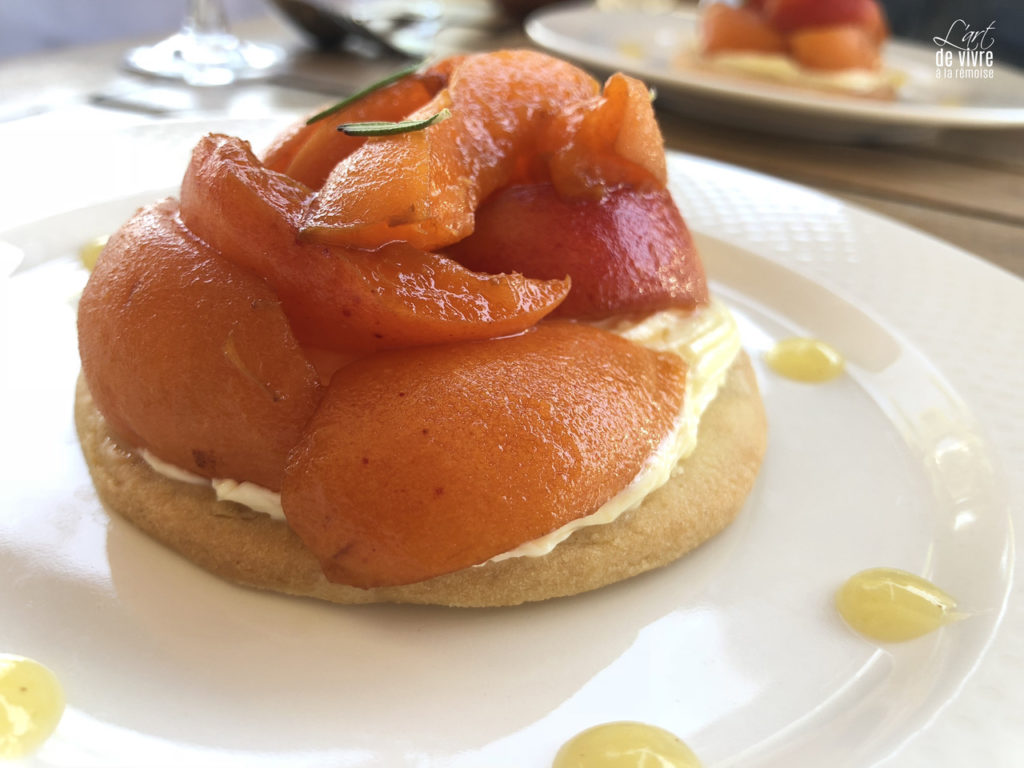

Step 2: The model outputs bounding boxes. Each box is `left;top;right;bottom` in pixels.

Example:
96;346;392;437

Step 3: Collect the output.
74;352;766;607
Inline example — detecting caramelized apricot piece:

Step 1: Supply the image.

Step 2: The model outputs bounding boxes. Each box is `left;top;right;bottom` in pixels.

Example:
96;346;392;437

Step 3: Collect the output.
764;0;884;37
789;25;880;70
78;200;322;490
180;134;570;352
263;72;445;189
544;72;668;199
302;50;600;251
700;4;787;56
861;2;889;45
447;183;707;319
282;323;688;588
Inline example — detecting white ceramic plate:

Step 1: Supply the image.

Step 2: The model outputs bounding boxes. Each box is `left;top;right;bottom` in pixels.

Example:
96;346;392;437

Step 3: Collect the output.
1;145;1021;767
526;3;1024;142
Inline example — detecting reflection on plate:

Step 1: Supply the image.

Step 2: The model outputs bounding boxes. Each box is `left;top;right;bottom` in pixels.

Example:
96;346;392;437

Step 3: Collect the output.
526;3;1024;142
0;150;1018;767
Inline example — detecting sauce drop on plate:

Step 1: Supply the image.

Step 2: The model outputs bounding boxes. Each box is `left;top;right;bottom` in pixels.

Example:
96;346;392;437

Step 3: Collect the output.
79;235;108;271
835;567;961;643
553;721;701;768
0;654;65;759
765;337;844;382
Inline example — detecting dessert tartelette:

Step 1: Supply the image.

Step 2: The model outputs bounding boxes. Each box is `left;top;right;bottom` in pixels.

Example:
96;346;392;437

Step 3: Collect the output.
76;50;766;607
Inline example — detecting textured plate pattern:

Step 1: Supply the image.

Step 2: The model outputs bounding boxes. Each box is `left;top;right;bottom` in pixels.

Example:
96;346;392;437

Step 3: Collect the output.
669;153;1023;767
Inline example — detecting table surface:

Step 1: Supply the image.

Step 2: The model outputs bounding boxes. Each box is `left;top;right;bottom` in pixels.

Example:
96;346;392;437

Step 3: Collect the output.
1;6;1022;768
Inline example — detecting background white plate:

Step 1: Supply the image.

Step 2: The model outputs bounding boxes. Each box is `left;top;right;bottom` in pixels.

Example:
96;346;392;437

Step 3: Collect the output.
526;3;1024;142
1;134;1021;767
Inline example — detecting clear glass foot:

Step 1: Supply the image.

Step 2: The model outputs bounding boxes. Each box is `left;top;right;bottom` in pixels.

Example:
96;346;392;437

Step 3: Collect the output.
124;0;287;87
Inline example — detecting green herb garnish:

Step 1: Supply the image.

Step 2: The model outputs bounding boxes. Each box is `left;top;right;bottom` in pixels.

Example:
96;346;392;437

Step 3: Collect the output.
337;108;451;137
305;61;424;126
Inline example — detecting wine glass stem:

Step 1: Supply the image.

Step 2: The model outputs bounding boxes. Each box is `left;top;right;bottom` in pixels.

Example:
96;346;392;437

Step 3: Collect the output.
185;0;230;36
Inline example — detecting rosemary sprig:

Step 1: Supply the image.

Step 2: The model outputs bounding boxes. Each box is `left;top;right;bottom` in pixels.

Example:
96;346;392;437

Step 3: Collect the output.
305;61;424;126
337;108;451;137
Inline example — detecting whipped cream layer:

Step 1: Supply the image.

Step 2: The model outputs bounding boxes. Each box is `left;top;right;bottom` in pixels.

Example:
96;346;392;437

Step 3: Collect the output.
141;450;286;520
700;51;904;96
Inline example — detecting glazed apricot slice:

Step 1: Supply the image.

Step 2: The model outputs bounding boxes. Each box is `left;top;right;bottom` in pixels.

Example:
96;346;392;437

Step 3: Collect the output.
700;4;787;56
262;71;445;189
544;72;668;200
789;25;880;70
302;50;600;251
281;322;688;588
446;183;707;319
180;134;570;352
78;199;322;490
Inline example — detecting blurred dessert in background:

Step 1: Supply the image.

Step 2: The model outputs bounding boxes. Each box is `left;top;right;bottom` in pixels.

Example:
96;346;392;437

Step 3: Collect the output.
692;0;904;99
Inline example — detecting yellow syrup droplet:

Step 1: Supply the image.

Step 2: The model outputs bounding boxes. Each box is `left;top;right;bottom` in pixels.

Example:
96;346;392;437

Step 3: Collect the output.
0;654;65;759
765;337;844;382
835;568;961;643
617;40;646;59
79;235;108;271
553;721;702;768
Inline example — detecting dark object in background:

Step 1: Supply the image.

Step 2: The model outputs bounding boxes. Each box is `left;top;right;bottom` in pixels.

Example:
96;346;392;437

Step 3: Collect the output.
493;0;562;22
269;0;412;57
881;0;1023;67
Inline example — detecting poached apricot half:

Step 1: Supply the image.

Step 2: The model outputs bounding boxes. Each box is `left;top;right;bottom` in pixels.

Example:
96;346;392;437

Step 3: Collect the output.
446;183;707;319
700;4;788;56
789;25;880;70
282;322;688;588
180;134;570;353
78;200;323;491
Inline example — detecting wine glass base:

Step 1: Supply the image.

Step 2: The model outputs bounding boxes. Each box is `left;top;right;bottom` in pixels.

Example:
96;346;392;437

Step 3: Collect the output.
124;31;287;87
